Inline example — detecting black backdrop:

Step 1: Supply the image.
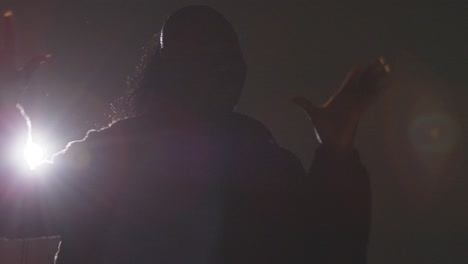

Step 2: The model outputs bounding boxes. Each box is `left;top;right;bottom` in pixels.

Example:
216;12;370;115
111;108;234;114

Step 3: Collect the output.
0;0;466;263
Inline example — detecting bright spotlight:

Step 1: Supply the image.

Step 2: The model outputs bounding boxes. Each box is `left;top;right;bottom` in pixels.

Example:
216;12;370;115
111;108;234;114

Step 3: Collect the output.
24;142;46;170
14;104;49;171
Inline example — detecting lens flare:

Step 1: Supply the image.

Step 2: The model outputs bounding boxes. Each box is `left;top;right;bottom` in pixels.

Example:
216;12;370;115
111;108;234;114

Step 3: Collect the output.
409;113;460;153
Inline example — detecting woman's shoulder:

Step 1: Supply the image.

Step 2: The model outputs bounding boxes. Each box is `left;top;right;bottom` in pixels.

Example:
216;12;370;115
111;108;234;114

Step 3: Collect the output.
227;112;277;146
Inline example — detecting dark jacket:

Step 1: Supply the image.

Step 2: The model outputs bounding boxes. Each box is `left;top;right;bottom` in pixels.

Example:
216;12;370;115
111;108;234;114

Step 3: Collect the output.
0;111;370;263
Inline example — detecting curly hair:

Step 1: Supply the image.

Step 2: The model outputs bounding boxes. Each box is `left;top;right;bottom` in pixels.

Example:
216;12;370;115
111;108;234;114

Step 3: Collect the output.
112;5;246;120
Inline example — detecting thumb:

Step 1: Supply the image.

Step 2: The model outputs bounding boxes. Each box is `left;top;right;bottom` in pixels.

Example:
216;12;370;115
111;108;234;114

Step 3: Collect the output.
292;96;321;121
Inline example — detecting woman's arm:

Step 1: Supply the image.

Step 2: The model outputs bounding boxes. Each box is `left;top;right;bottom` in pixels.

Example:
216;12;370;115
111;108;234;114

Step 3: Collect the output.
0;11;57;238
294;59;389;263
304;146;371;263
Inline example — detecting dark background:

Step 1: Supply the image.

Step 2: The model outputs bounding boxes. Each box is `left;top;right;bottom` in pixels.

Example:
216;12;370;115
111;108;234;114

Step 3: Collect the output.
0;0;466;263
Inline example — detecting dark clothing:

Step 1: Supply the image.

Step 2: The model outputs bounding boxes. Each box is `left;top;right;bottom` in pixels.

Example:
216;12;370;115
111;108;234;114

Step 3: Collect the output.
0;111;370;263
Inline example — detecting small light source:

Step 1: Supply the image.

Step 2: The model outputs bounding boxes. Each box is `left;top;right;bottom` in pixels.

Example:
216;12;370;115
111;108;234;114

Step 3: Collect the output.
24;142;45;170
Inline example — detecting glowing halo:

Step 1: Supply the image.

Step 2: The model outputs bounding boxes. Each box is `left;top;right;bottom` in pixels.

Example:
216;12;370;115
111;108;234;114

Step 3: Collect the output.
409;113;460;153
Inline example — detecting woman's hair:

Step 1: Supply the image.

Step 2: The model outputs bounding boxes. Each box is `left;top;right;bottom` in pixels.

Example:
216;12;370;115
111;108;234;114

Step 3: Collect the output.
110;33;162;120
112;5;246;119
128;34;164;116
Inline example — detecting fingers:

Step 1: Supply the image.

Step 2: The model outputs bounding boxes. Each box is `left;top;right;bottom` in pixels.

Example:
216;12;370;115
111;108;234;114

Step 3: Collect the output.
2;10;16;70
327;65;364;108
337;65;365;95
341;65;365;92
346;56;390;113
19;54;51;84
360;56;390;96
292;96;321;121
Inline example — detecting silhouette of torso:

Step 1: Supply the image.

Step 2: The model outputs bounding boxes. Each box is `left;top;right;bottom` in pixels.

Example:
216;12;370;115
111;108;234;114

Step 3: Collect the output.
51;112;305;264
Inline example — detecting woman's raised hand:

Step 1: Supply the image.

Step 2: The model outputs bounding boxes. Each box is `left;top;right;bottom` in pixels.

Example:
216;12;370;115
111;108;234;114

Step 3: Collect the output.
294;57;390;151
0;11;50;108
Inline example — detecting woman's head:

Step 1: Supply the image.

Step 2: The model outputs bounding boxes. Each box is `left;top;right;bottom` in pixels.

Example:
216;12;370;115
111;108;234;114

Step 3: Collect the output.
131;5;246;117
